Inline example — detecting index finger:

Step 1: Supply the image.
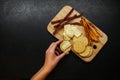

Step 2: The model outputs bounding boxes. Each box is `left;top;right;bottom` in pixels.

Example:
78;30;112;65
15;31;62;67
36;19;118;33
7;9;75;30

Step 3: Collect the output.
52;39;63;50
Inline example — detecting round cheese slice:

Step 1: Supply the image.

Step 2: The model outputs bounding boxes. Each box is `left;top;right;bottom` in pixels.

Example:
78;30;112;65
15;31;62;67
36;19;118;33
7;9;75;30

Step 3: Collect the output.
79;46;93;58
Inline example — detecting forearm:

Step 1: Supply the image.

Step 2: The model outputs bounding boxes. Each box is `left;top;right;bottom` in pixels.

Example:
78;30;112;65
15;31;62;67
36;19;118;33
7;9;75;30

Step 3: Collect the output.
31;66;52;80
31;40;68;80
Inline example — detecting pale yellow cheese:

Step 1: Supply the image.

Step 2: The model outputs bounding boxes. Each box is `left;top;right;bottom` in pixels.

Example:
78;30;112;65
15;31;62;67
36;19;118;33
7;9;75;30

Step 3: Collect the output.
64;24;82;38
71;25;82;37
64;24;74;38
63;32;71;40
60;41;71;52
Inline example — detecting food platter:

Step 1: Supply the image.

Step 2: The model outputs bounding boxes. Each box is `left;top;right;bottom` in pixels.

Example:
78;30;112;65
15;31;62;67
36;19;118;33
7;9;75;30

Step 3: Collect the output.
47;6;108;62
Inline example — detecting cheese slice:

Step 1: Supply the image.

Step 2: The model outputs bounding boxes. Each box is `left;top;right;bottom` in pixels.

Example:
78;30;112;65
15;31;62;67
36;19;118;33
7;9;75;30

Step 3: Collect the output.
64;24;82;38
60;40;71;52
73;41;86;53
64;24;74;38
71;25;82;37
63;32;71;40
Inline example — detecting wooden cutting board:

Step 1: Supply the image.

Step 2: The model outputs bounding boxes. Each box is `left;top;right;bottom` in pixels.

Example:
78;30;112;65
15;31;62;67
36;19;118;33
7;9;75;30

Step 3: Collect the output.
47;6;108;62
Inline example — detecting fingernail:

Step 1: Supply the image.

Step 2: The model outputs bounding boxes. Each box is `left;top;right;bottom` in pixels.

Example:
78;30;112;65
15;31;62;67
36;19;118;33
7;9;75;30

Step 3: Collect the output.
66;52;69;55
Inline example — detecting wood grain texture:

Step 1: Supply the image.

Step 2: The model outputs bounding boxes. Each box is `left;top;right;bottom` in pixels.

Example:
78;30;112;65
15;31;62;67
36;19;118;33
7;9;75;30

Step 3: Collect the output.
47;6;108;62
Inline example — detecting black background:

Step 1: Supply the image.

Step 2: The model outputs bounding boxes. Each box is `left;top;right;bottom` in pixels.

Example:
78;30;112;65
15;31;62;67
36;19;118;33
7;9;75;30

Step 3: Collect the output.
0;0;120;80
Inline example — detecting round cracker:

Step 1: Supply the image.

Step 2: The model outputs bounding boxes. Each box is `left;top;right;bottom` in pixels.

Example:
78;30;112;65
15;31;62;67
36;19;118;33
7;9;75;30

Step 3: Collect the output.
73;41;86;53
79;46;93;58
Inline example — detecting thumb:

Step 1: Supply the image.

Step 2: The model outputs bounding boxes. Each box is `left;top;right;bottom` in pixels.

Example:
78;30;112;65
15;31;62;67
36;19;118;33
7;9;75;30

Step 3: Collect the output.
57;51;69;60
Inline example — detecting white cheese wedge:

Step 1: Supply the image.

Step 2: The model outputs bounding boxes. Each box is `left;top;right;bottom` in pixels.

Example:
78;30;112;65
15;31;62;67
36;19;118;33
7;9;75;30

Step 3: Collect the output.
64;24;82;38
63;32;71;40
71;25;82;37
64;24;74;38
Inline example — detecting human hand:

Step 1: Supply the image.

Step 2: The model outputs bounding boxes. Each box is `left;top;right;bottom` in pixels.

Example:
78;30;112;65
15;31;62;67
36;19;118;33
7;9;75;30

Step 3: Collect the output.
31;40;69;80
43;40;69;72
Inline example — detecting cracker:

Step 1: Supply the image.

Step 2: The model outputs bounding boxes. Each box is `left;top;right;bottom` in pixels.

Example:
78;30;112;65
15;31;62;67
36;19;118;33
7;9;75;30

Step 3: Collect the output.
73;41;86;53
79;46;93;58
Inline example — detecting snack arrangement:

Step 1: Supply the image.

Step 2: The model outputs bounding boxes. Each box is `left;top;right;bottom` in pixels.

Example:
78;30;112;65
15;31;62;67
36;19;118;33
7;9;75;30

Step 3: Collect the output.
47;6;108;62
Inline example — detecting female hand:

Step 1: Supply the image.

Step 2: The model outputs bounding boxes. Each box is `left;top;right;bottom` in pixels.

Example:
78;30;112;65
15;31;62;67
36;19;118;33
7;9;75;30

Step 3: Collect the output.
43;40;69;72
31;40;69;80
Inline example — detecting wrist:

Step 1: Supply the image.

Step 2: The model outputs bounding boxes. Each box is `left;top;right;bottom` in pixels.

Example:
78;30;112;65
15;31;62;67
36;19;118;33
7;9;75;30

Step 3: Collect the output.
42;65;53;74
31;66;51;80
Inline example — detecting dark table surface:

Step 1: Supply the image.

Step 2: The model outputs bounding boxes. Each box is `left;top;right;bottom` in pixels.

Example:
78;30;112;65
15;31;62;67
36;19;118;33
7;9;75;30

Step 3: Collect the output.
0;0;120;80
